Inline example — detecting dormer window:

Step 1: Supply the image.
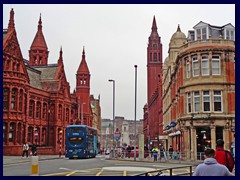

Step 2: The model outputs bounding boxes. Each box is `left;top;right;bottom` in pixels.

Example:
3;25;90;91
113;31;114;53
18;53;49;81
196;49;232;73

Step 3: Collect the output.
196;27;207;40
225;29;235;40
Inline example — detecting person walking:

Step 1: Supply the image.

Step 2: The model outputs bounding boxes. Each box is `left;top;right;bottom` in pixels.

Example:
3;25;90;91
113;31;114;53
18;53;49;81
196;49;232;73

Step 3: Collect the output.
168;145;173;160
193;148;232;176
31;143;37;156
215;139;235;172
152;147;158;162
22;142;29;158
126;145;132;158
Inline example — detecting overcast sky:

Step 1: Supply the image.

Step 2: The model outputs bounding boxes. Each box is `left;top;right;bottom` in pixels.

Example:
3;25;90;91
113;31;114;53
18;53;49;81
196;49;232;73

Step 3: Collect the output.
3;4;235;120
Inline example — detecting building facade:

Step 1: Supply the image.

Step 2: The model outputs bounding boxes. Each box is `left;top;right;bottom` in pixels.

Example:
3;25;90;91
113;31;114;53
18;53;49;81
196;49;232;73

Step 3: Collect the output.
143;16;163;150
162;21;235;160
3;9;101;155
100;117;143;151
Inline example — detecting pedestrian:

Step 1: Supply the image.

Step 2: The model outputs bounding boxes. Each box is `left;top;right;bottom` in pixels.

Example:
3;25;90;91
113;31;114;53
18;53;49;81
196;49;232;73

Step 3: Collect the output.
31;143;37;156
126;145;132;158
168;145;173;160
215;139;235;172
22;142;29;158
193;148;232;176
152;147;158;162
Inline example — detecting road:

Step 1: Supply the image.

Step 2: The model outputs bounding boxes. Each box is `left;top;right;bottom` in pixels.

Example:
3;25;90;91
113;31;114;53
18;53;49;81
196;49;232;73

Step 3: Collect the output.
3;155;195;176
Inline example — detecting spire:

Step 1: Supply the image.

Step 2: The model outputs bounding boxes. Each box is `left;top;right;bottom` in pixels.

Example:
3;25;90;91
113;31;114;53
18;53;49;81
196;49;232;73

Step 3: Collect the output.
58;46;63;65
151;16;157;32
8;8;15;32
30;13;48;49
29;14;49;66
38;13;42;31
177;24;181;32
77;46;89;74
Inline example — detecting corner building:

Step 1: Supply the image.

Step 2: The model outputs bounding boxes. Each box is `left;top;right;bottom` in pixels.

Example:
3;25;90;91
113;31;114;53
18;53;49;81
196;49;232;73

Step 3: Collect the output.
3;9;101;155
162;21;235;160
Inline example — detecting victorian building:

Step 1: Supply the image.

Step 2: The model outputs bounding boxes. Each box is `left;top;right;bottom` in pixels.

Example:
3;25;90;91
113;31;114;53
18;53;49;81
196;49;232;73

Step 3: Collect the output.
143;16;163;149
162;21;235;160
3;8;101;155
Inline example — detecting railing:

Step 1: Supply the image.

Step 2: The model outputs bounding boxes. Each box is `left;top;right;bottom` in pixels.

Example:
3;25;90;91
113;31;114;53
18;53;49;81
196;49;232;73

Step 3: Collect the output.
134;165;193;176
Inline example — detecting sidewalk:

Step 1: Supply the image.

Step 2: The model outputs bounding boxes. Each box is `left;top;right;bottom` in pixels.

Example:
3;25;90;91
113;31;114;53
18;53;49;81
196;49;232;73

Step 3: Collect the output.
3;155;61;165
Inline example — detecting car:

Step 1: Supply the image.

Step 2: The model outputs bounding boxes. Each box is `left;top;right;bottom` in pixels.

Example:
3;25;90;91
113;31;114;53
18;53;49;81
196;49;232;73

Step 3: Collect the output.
130;147;149;158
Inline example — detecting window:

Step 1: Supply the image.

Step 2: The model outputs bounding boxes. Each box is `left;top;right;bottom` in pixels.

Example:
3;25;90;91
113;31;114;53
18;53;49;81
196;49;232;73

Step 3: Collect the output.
203;91;210;112
201;56;209;76
29;100;35;118
9;123;15;142
66;108;69;122
153;53;157;62
194;91;200;112
58;104;62;120
196;27;207;40
3;88;9;110
226;29;235;40
186;61;190;78
197;29;201;40
187;92;191;113
202;28;207;40
11;88;17;110
19;90;23;112
214;90;222;112
3;122;7;143
43;103;47;119
192;57;199;76
212;55;221;75
36;102;41;119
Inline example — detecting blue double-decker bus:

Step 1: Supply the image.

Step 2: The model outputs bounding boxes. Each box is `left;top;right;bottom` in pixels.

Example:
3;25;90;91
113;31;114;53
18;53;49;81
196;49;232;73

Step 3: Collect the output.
65;125;98;159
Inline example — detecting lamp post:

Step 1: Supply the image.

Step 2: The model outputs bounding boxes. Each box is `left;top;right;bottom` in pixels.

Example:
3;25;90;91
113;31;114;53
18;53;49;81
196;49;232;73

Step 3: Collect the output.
108;79;115;150
134;65;138;161
81;102;86;125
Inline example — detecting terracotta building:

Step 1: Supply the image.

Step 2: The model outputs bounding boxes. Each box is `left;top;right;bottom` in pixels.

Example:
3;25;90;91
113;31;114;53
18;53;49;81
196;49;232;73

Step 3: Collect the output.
162;22;235;160
143;16;163;149
3;9;101;155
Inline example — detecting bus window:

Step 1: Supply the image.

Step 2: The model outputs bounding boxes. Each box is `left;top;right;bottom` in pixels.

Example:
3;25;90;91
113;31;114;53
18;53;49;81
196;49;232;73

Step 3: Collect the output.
70;127;83;132
68;136;84;145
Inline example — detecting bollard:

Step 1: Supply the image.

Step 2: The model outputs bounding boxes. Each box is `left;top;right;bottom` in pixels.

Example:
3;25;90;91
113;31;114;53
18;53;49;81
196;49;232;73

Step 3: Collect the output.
31;156;39;176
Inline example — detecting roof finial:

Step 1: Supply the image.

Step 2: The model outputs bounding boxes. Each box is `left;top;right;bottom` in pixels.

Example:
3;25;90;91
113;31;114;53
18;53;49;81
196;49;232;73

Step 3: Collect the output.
8;8;15;32
83;46;85;56
38;13;42;30
151;15;157;32
177;24;181;32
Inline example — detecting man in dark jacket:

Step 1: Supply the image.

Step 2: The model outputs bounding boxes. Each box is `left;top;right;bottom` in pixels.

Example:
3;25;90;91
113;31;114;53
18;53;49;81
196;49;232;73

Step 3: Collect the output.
215;139;234;172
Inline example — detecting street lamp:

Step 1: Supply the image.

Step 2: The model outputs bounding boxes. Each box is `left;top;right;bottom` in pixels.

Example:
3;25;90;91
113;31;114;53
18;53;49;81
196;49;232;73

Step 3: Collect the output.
134;65;138;161
81;102;86;125
108;79;115;150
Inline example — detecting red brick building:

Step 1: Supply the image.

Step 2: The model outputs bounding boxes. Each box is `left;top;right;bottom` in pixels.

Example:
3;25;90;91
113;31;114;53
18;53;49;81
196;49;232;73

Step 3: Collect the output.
3;9;100;155
143;16;163;149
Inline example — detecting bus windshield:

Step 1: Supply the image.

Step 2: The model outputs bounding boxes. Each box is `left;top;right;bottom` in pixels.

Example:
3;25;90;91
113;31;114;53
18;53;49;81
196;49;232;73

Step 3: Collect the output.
68;136;84;145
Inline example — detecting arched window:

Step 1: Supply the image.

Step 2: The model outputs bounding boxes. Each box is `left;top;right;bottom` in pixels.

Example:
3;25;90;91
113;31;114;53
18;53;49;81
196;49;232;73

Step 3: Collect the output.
43;103;47;119
19;89;23;112
3;88;9;110
9;122;15;142
36;101;41;119
3;122;7;143
58;104;63;121
29;100;35;118
11;88;18;110
66;108;69;122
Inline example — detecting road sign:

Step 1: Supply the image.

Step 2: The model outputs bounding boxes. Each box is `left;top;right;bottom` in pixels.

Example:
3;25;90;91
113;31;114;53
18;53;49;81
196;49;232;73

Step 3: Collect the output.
115;128;121;141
